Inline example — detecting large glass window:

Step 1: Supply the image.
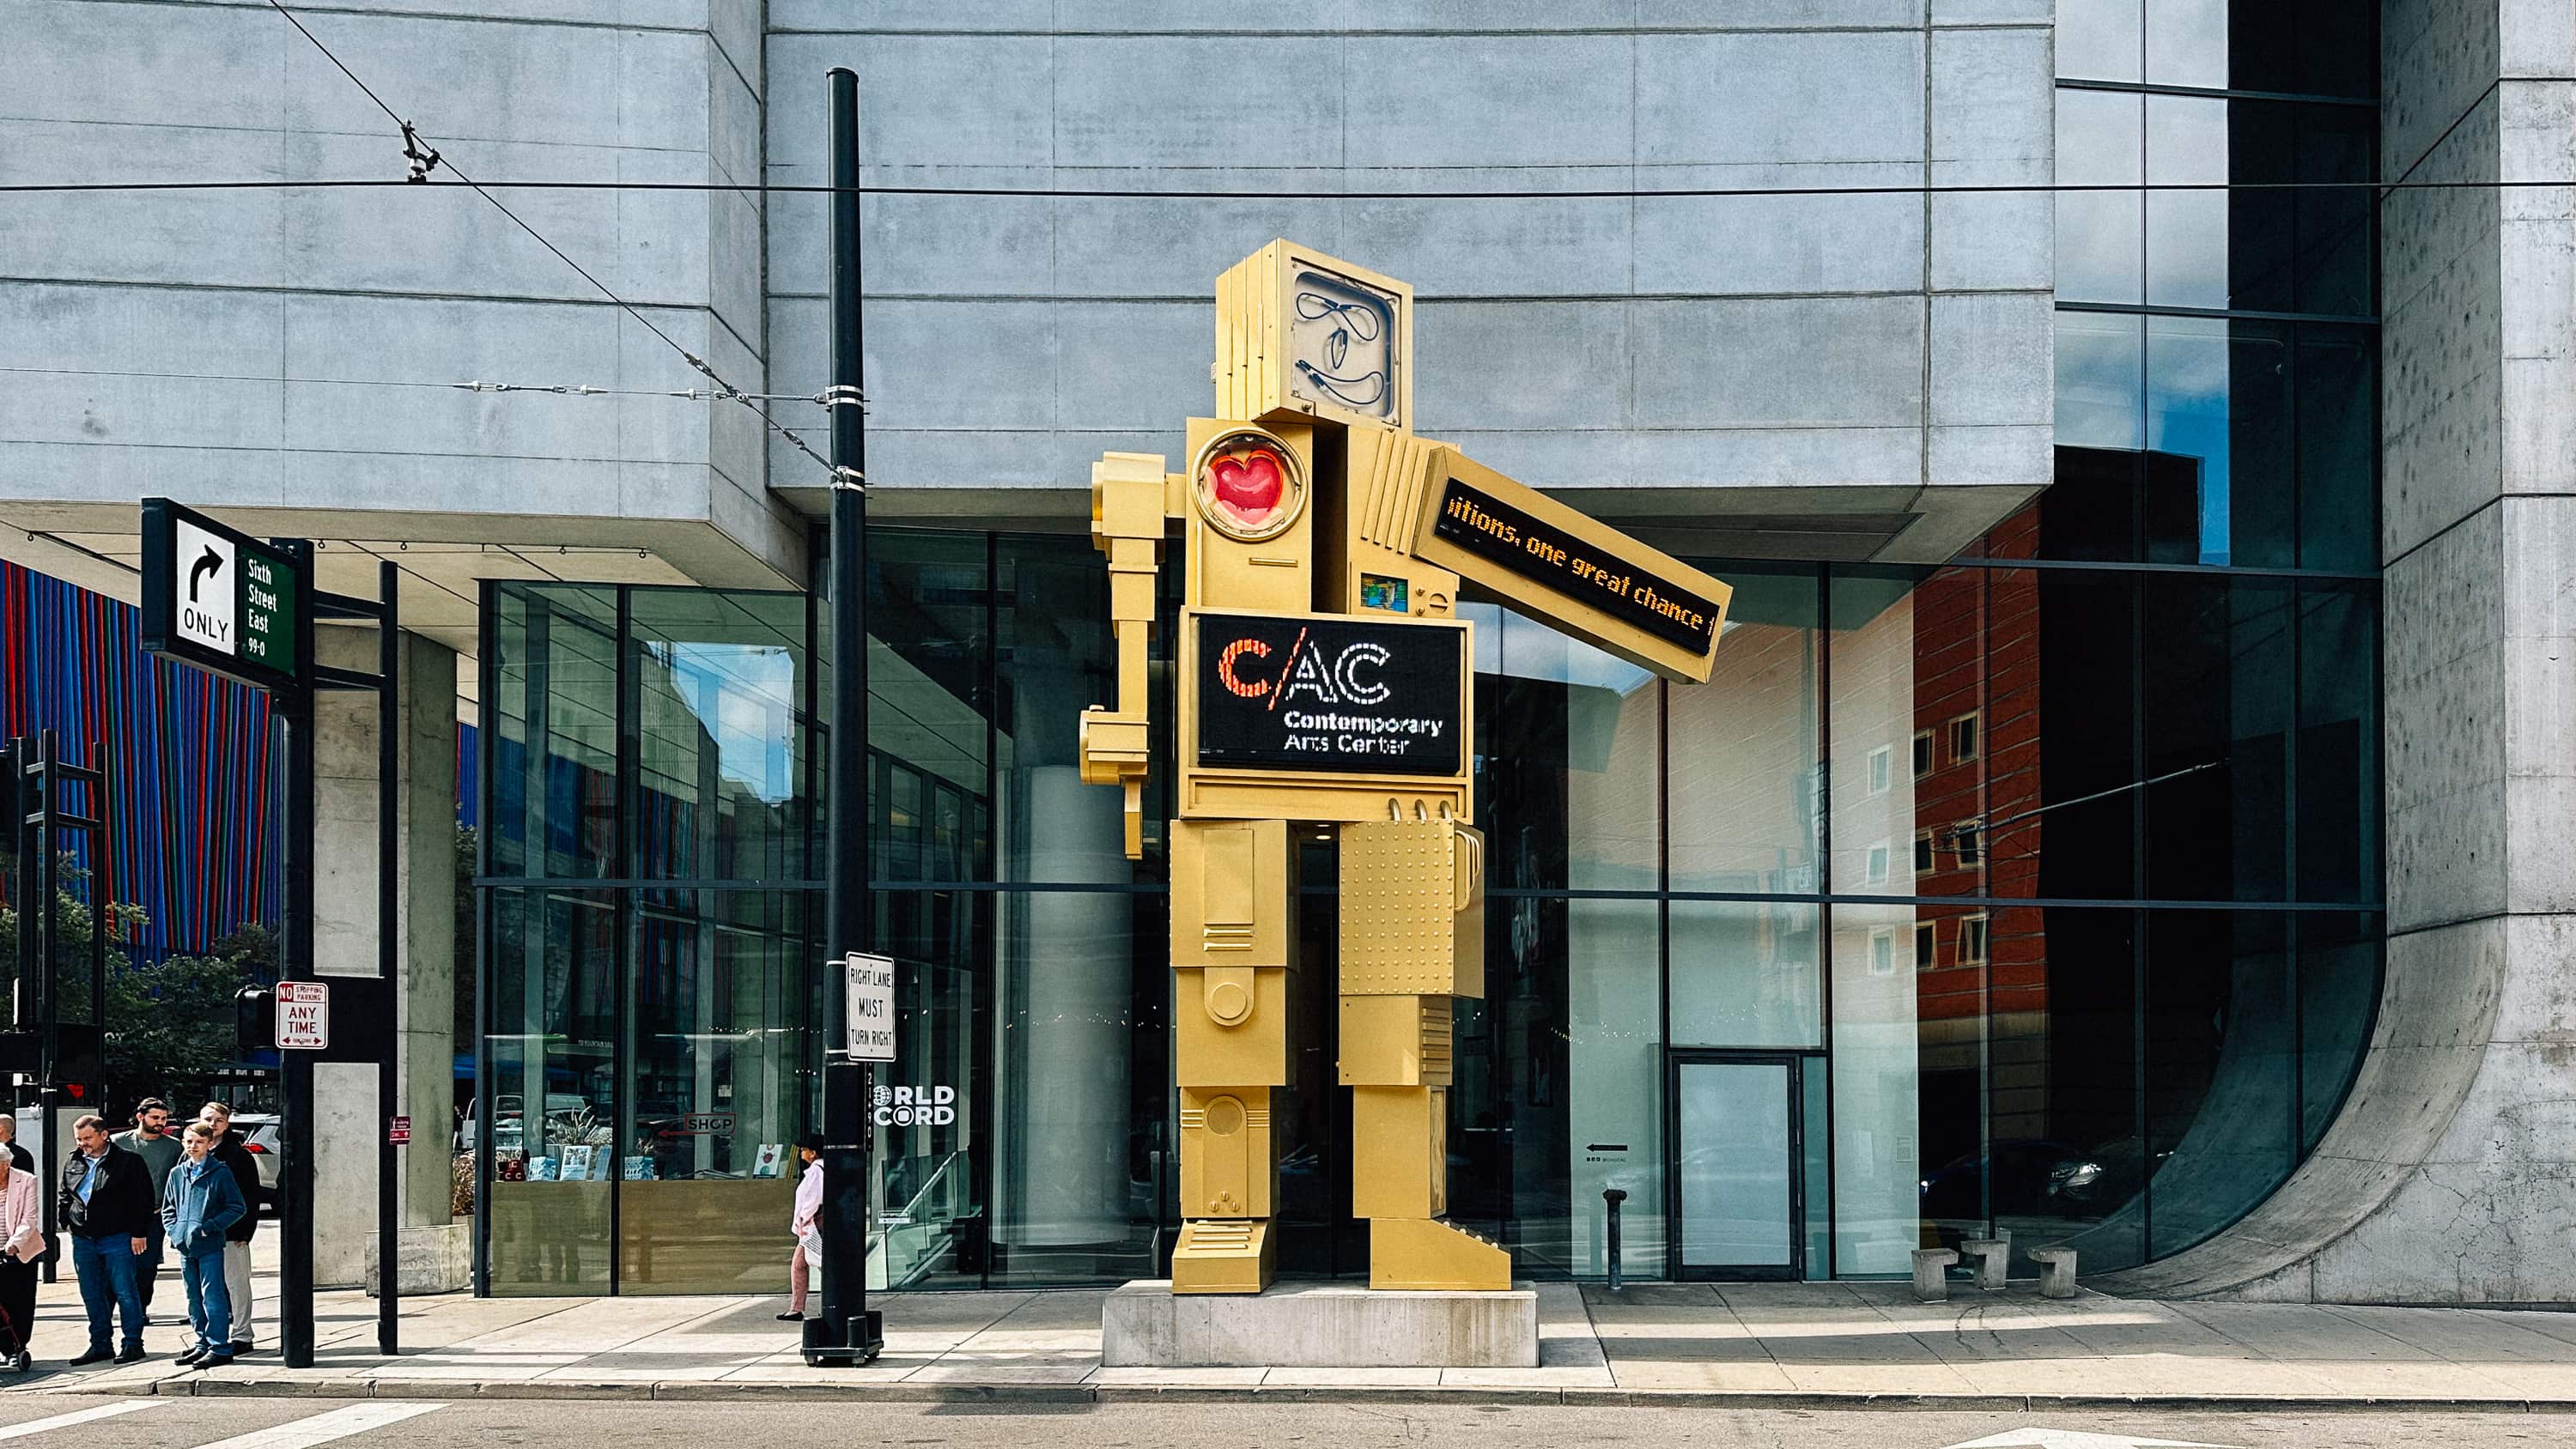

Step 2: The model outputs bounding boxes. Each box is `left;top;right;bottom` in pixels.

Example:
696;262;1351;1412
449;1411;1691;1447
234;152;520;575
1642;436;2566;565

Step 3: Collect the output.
1669;564;1820;894
481;582;823;1298
484;887;617;1294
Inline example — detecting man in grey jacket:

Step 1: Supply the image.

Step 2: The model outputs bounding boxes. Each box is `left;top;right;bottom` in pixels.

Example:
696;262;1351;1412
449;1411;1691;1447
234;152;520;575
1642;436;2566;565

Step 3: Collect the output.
110;1100;179;1319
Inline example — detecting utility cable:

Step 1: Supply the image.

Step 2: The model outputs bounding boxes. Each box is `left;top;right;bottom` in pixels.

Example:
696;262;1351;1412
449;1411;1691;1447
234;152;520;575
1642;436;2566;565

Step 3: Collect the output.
261;0;841;485
0;364;826;404
3;176;2563;197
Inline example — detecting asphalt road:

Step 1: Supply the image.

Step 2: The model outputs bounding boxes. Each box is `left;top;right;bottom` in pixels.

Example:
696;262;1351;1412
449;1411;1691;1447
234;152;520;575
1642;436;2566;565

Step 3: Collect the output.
0;1396;2566;1449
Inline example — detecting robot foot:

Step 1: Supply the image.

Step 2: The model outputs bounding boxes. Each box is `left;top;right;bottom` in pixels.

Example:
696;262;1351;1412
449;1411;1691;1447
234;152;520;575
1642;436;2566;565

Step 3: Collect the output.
1171;1219;1276;1294
1368;1218;1511;1292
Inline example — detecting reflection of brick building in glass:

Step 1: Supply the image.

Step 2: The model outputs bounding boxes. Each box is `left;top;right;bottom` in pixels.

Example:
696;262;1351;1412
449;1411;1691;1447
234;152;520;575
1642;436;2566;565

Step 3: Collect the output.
1912;508;2045;1173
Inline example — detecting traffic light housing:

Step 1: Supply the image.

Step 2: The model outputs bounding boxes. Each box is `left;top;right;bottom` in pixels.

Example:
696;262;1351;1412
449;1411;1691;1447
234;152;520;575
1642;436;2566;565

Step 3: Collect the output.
235;984;276;1053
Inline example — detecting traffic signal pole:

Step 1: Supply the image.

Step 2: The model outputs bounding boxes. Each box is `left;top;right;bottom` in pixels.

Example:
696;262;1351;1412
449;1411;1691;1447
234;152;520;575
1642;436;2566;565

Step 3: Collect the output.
277;539;318;1370
375;560;401;1357
805;64;883;1368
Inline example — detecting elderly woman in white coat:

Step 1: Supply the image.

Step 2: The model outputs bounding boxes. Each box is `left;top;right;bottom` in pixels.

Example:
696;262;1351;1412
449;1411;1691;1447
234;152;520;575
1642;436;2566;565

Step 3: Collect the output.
0;1146;39;1370
778;1136;824;1323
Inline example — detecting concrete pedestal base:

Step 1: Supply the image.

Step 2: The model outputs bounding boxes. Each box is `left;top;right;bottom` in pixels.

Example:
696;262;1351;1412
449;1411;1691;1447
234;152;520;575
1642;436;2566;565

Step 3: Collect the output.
1103;1278;1538;1367
365;1222;471;1296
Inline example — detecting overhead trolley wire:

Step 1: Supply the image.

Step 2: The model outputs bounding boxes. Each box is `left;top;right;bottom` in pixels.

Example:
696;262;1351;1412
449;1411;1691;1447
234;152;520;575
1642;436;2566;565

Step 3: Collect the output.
259;0;841;484
1;176;2559;197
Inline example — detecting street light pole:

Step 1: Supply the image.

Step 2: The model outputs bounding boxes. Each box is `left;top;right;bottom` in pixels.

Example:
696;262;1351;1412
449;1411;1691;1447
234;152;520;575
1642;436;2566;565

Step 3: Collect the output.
806;63;883;1369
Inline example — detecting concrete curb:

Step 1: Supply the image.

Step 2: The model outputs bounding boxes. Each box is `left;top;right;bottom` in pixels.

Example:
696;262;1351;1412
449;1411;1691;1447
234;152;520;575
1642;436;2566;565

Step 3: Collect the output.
40;1376;2576;1413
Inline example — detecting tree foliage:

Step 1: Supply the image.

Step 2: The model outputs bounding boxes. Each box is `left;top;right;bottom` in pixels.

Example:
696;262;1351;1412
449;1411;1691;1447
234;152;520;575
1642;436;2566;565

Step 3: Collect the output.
0;858;260;1113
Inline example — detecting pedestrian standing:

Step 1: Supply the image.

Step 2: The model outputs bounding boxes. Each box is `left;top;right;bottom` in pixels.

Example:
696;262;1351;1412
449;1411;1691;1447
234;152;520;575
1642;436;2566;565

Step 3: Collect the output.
0;1139;37;1371
197;1102;259;1355
0;1113;31;1178
160;1123;243;1369
59;1115;152;1366
110;1099;179;1321
777;1136;823;1322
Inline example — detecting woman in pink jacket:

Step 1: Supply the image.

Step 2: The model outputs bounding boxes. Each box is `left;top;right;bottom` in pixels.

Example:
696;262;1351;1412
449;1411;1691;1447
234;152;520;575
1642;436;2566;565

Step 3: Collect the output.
778;1136;824;1322
0;1155;39;1370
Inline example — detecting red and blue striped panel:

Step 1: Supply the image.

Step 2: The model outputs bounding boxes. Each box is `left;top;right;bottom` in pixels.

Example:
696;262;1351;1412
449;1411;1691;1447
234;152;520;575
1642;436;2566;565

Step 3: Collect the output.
0;561;276;962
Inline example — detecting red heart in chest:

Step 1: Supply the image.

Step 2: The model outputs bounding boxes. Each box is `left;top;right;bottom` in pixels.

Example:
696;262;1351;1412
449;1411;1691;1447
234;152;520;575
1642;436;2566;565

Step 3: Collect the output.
1209;450;1285;526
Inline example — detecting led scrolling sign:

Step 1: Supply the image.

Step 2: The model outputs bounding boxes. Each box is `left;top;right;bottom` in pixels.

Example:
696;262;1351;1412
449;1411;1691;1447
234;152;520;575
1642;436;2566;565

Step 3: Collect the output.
1429;478;1723;657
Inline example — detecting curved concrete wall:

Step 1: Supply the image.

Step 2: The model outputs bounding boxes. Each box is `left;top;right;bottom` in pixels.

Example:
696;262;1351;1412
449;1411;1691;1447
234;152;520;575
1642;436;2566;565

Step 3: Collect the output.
2096;0;2576;1305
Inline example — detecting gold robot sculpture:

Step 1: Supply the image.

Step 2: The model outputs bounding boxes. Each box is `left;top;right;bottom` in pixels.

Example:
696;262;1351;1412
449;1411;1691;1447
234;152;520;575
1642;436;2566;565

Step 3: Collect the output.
1079;241;1736;1295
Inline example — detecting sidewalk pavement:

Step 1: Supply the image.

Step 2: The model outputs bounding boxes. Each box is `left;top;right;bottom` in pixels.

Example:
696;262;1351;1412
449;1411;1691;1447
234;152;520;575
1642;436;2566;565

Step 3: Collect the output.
21;1264;2576;1410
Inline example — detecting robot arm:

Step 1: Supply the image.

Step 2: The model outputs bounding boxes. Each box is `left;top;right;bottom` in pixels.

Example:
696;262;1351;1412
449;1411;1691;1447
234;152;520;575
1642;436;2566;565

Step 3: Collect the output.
1078;450;1172;859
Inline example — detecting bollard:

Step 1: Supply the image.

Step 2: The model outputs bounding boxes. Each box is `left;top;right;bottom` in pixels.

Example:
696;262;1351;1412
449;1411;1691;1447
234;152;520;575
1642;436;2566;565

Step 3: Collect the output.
1603;1188;1628;1292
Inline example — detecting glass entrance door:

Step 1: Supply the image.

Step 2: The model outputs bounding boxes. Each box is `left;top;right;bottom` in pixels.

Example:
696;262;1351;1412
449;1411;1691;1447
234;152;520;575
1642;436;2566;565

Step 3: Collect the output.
1669;1055;1803;1281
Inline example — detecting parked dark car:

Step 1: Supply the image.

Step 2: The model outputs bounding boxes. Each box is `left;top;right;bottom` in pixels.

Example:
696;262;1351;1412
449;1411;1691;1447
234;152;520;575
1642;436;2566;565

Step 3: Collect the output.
1919;1136;2152;1235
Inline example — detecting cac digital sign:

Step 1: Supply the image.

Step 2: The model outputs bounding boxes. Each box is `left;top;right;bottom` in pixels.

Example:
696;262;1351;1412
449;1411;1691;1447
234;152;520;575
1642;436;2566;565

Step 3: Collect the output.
1192;610;1465;777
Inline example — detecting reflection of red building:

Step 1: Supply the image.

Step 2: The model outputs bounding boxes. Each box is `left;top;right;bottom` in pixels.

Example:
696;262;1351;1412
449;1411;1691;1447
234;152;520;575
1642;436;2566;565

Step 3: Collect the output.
1914;507;2045;1149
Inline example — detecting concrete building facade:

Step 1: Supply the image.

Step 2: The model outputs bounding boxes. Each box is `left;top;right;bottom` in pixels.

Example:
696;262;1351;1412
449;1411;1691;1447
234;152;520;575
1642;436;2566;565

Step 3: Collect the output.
0;2;2556;1304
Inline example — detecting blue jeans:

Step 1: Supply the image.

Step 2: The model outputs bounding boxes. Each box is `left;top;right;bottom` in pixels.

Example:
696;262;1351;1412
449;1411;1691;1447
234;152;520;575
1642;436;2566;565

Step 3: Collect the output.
136;1225;165;1311
69;1234;144;1353
181;1249;231;1355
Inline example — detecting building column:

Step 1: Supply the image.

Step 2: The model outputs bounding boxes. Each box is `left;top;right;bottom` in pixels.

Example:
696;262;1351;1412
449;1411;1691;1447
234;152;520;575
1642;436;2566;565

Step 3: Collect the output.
310;624;462;1291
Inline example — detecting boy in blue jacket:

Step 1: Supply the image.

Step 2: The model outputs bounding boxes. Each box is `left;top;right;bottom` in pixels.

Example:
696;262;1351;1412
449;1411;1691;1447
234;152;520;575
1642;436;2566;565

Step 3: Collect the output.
160;1122;245;1368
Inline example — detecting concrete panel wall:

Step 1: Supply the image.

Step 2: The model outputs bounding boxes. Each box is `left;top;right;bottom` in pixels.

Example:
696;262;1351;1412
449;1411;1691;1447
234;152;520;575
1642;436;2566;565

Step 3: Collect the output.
2099;0;2576;1305
307;627;462;1286
763;13;2054;551
0;0;798;590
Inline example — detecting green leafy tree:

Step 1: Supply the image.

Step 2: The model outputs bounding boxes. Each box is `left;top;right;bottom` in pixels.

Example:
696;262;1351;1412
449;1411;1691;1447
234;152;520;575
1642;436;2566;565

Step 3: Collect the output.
104;940;258;1113
0;855;258;1113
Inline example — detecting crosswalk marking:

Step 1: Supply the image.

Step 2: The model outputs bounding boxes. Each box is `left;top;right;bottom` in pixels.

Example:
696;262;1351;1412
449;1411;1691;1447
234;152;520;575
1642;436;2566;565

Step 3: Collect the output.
0;1402;166;1441
187;1403;446;1449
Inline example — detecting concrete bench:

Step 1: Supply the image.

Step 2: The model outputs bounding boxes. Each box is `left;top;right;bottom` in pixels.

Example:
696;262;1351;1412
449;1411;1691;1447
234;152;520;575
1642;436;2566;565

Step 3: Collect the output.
1910;1247;1958;1301
2030;1248;2079;1300
1960;1238;2010;1290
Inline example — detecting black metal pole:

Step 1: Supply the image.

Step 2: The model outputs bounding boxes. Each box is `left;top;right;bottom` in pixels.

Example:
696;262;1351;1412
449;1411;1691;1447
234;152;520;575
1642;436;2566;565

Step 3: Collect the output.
1603;1188;1626;1293
30;734;54;1058
805;63;881;1369
5;737;52;1288
278;540;318;1370
376;560;400;1356
27;736;55;1289
471;584;494;1300
84;739;105;1046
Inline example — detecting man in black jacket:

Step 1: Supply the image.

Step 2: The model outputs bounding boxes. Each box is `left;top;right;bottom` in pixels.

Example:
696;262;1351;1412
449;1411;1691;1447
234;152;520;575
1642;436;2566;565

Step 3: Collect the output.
60;1115;152;1366
197;1102;260;1355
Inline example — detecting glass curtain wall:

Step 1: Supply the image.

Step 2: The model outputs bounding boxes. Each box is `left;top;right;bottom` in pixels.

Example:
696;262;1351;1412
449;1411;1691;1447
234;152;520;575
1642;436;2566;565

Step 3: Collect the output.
860;531;1172;1290
481;583;822;1295
477;518;2381;1291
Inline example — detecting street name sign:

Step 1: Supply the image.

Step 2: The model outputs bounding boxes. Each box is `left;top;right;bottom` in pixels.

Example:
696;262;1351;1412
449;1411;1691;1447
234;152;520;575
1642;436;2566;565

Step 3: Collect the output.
140;498;304;694
275;980;329;1051
843;953;896;1062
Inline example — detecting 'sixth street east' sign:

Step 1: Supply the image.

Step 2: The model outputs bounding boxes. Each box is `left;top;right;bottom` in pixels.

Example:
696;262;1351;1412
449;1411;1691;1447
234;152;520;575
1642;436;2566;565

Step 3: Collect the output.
140;497;304;694
1193;610;1465;777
